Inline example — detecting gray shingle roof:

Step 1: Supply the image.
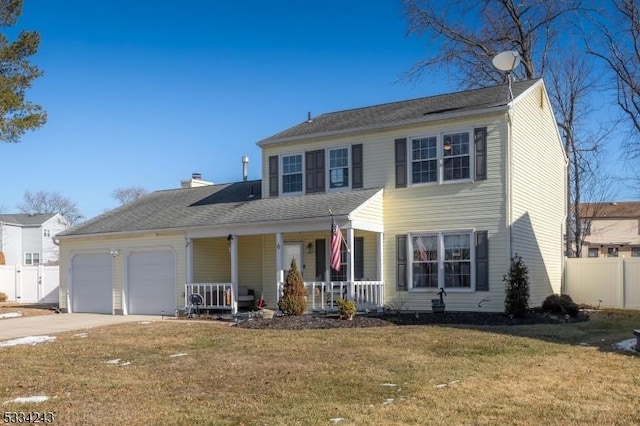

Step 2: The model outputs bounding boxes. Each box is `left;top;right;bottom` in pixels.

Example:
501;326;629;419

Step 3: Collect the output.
59;180;381;237
259;79;541;145
0;213;57;226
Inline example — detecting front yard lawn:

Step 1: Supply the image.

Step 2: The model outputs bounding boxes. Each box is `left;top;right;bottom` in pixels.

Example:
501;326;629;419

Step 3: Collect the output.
0;309;638;425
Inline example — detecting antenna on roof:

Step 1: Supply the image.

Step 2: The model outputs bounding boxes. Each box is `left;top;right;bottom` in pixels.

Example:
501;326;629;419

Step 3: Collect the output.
492;50;521;101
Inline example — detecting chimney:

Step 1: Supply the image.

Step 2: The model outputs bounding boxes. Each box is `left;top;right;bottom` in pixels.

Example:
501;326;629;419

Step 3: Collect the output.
242;156;249;182
180;172;213;188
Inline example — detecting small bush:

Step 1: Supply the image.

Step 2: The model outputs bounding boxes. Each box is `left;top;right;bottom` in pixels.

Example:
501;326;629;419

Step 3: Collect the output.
0;251;5;265
277;258;307;315
542;294;579;317
503;254;530;317
0;292;7;302
337;298;356;320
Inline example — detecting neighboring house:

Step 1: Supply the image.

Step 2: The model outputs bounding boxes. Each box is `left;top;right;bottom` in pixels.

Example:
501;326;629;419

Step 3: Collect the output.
580;202;640;258
57;78;566;315
0;213;68;266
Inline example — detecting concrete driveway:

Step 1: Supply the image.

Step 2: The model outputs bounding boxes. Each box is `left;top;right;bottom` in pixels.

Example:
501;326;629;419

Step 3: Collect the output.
0;313;164;341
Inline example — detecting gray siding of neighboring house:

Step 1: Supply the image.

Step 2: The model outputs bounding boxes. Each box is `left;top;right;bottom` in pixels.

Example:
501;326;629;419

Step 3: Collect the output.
22;227;42;264
1;224;22;265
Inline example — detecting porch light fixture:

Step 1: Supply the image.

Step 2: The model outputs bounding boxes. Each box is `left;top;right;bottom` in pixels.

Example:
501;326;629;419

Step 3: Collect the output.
227;234;234;252
307;242;313;254
110;249;120;257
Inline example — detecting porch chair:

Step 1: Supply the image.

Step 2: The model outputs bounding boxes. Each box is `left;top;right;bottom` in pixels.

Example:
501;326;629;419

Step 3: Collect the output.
237;287;255;310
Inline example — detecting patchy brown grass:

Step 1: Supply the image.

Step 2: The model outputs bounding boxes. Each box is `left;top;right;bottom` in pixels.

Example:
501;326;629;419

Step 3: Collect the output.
0;302;56;317
0;310;638;425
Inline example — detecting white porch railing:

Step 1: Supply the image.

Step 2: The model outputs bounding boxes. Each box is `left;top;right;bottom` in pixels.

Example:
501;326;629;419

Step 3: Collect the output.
277;281;385;313
185;282;234;312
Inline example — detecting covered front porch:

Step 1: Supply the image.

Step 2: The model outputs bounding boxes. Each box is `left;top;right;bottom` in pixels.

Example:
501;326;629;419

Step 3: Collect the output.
181;189;385;315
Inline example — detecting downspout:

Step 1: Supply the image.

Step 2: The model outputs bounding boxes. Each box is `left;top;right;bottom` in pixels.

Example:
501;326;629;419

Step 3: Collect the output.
506;106;514;260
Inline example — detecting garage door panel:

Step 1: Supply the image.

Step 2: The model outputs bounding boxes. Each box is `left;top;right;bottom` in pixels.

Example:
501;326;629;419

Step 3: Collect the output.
71;253;112;314
128;250;176;315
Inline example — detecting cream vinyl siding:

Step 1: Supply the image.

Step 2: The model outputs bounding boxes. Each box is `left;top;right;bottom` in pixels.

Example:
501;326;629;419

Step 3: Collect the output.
192;238;230;282
351;190;383;227
59;233;185;314
510;82;566;306
237;235;264;293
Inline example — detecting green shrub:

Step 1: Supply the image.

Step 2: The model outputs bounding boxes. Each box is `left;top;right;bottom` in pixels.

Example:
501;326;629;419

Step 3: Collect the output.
337;298;356;320
542;294;579;317
0;292;7;302
277;258;307;315
503;254;530;317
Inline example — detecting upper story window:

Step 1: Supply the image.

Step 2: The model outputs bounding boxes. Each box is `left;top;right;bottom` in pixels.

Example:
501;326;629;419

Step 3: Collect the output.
329;148;349;189
282;154;303;194
410;130;472;185
412;136;437;184
43;229;51;238
25;252;40;266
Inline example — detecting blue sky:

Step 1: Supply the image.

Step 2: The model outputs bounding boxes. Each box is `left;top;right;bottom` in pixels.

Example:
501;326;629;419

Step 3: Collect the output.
1;1;635;219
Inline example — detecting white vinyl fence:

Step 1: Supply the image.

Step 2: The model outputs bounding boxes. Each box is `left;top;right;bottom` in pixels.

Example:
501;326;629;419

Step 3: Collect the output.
564;257;640;310
0;265;59;304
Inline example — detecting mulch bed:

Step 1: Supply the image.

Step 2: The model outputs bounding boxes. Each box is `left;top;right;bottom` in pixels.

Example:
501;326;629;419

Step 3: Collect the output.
234;309;589;330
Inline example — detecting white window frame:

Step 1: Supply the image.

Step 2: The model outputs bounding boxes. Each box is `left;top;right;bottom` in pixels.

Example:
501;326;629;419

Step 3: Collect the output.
588;247;599;258
408;128;474;186
327;146;351;191
280;152;304;195
408;230;475;292
24;252;40;266
43;229;51;238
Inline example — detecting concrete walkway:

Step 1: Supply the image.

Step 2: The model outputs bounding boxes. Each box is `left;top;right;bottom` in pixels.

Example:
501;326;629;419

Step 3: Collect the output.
0;313;164;340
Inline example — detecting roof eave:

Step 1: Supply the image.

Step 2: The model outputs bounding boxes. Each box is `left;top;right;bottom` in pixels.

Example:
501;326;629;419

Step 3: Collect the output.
257;104;510;147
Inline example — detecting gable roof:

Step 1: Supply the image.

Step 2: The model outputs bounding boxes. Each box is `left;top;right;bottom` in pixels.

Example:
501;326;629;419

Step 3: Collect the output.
0;213;57;226
259;79;542;145
58;180;382;238
580;202;640;219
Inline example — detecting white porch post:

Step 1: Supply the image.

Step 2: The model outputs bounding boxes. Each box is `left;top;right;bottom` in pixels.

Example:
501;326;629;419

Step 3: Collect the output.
377;231;384;311
347;227;355;300
230;235;238;315
185;238;193;286
276;232;283;303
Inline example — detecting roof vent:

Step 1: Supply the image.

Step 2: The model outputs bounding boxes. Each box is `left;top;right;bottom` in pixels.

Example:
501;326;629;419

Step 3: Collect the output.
181;173;213;188
192;172;202;180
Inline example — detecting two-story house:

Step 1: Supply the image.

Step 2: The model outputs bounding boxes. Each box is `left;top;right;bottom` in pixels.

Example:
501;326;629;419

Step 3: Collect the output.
580;202;640;258
56;78;566;315
0;213;68;266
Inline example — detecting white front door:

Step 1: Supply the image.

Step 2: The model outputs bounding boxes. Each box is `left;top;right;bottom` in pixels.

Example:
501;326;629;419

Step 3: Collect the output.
283;242;303;279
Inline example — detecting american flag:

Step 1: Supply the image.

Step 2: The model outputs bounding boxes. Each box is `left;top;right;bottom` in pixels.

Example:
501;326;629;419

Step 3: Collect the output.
330;215;341;271
415;236;429;261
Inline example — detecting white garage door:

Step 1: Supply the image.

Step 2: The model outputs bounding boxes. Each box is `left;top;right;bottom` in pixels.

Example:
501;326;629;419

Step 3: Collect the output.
71;253;113;314
127;250;176;315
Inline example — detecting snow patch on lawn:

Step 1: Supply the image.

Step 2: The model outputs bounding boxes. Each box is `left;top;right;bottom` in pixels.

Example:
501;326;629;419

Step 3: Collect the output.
104;358;121;364
613;338;638;353
169;353;188;358
138;321;153;325
3;396;49;405
0;312;22;319
73;333;88;338
0;336;56;347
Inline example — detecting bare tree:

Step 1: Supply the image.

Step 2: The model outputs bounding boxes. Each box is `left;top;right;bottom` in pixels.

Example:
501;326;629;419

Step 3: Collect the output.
18;191;83;225
586;0;640;156
401;0;585;88
112;186;148;206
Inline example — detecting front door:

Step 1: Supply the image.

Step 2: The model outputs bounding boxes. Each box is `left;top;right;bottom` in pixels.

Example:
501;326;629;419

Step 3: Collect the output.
283;242;304;279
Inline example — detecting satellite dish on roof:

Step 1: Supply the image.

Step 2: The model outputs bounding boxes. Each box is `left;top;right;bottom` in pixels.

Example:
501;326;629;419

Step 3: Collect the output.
492;50;521;72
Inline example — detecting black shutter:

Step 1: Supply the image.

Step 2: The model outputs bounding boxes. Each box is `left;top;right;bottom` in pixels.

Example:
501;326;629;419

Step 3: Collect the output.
354;237;364;279
268;155;279;197
395;138;407;188
476;231;489;291
305;149;325;194
475;127;487;181
397;235;407;291
352;144;363;189
315;239;326;281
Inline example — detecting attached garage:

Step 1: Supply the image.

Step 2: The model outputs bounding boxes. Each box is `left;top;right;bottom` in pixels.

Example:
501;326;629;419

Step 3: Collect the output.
127;250;177;315
71;253;113;314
